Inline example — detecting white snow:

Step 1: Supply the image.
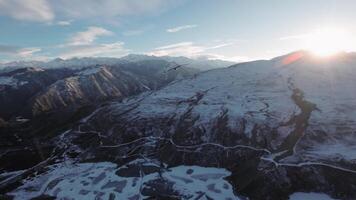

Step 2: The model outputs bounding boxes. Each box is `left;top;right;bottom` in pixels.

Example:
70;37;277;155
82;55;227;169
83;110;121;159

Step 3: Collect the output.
9;160;240;200
107;59;297;148
289;192;338;200
304;142;356;161
0;77;16;86
76;67;102;76
105;52;356;164
0;76;28;87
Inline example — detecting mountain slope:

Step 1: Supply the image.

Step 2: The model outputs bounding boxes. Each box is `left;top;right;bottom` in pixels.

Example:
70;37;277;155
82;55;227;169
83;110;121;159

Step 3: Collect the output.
3;52;356;199
0;67;75;120
0;59;198;119
30;60;198;115
60;52;356;199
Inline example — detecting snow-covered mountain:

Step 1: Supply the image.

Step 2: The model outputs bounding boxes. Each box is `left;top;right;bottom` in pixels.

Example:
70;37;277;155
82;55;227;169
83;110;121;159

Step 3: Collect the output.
1;51;356;199
30;60;197;116
121;54;235;70
0;60;198;120
0;54;235;72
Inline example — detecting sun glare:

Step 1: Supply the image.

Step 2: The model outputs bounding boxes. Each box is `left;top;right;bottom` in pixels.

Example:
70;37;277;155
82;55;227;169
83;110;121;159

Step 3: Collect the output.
305;28;352;56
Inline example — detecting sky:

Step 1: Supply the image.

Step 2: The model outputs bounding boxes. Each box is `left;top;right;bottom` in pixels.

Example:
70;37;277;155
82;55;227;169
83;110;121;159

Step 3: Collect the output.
1;0;356;63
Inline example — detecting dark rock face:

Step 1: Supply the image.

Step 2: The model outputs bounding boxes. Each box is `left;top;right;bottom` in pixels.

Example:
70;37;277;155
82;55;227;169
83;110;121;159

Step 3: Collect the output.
0;67;75;120
0;118;6;127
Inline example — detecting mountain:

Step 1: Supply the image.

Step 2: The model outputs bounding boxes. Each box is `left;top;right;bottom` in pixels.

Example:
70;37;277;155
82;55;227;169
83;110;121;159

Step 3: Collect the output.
0;60;198;120
2;51;356;199
30;60;198;116
121;54;236;70
0;54;235;72
0;61;44;70
0;67;75;120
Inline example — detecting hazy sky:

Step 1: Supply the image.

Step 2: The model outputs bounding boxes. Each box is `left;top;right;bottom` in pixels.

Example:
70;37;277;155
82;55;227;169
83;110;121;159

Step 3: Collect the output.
1;0;356;62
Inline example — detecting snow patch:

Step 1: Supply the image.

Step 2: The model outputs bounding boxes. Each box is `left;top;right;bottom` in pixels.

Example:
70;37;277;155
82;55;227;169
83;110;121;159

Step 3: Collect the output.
0;76;28;87
289;192;338;200
76;67;102;76
9;160;239;200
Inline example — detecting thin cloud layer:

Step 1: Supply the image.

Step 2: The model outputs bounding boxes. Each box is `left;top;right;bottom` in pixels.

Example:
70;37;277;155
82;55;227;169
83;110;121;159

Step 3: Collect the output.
0;45;41;58
59;42;130;59
68;26;113;46
54;0;179;19
149;41;236;59
0;0;251;62
0;0;54;22
167;24;197;33
57;20;71;26
56;26;129;59
0;0;180;23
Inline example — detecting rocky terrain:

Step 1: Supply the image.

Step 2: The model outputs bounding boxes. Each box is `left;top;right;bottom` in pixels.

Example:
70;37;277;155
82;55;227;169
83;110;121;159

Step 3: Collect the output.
0;67;75;120
29;60;198;116
1;51;356;199
0;59;199;120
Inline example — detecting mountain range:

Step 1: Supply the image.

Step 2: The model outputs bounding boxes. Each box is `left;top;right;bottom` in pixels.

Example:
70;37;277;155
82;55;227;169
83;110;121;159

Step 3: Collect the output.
0;54;234;72
1;51;356;200
0;55;230;121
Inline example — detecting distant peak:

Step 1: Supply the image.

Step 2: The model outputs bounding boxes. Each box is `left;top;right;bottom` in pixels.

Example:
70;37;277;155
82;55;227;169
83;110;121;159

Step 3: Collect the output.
53;58;65;62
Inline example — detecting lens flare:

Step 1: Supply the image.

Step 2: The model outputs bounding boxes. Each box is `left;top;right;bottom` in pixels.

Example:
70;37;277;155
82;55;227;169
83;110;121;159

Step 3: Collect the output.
305;28;352;56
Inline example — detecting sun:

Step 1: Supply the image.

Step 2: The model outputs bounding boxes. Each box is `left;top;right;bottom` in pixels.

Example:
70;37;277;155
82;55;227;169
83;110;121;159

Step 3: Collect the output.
304;27;352;56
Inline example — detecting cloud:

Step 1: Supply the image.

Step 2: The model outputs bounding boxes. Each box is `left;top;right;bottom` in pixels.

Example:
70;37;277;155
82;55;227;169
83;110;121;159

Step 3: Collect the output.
17;47;41;57
67;26;113;46
59;42;130;59
151;42;204;56
203;54;250;62
0;45;41;58
166;24;197;33
53;0;180;19
57;20;71;26
56;26;130;59
0;0;54;22
150;41;235;57
279;33;311;41
148;41;248;62
0;0;181;23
